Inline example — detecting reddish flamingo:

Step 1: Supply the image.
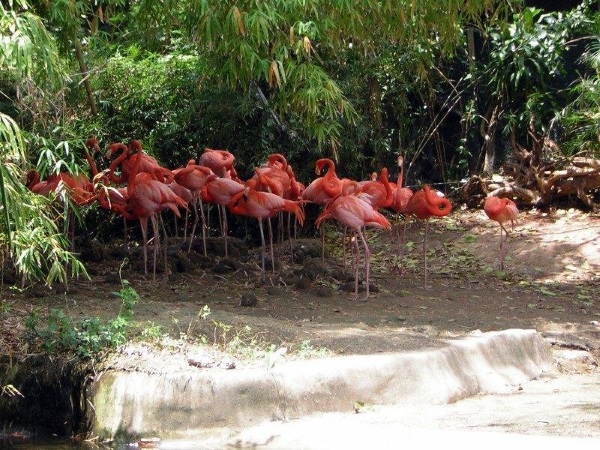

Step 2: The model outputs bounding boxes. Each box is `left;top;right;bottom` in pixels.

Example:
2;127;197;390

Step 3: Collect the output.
404;184;452;286
358;167;394;210
94;171;132;242
250;156;299;257
105;140;174;184
301;158;345;263
251;154;293;198
315;184;391;300
228;186;305;276
26;138;102;246
484;196;519;270
26;137;100;205
201;174;245;256
126;142;188;280
198;148;237;178
390;155;414;271
167;179;194;239
301;158;343;204
173;160;214;254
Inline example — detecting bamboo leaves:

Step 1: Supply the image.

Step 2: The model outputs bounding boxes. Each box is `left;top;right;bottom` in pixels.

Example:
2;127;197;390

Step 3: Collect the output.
0;115;88;286
0;3;67;88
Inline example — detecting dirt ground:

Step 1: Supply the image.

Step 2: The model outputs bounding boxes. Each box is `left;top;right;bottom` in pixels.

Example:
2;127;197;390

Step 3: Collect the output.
2;207;600;368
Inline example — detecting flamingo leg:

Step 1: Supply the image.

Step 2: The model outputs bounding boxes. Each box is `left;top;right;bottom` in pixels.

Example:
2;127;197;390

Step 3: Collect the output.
139;217;149;276
160;214;170;277
181;206;189;240
258;219;266;277
342;226;348;270
199;198;208;256
187;199;199;253
499;224;509;270
219;204;229;257
267;217;275;273
150;214;160;282
423;220;429;288
352;230;360;300
287;212;293;262
357;227;371;301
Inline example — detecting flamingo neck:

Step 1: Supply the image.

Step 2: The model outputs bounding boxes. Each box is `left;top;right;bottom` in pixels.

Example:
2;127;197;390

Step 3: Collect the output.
424;185;452;217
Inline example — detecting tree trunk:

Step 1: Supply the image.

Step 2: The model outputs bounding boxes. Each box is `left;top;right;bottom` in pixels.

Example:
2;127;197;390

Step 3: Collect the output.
74;40;98;116
481;105;499;174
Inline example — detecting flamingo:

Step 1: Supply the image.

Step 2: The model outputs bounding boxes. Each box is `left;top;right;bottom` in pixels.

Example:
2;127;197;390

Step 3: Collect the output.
301;158;343;204
198;148;237;178
301;158;345;263
93;170;135;246
26;138;101;247
228;186;305;276
201;174;245;256
251;154;293;198
26;137;100;205
484;196;519;270
105;140;174;184
358;167;394;210
249;157;297;257
126;142;188;280
315;184;391;300
404;184;452;287
173;160;214;254
167;179;194;239
390;155;414;271
26;169;95;208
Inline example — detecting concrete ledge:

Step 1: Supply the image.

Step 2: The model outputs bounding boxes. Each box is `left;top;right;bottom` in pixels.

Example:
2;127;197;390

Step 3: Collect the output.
90;329;553;439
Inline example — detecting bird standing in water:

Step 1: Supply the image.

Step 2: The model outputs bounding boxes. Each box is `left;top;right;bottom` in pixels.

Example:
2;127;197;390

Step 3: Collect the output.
484;196;519;270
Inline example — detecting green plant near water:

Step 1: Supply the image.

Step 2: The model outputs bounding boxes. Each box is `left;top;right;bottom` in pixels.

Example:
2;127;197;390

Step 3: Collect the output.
25;279;140;358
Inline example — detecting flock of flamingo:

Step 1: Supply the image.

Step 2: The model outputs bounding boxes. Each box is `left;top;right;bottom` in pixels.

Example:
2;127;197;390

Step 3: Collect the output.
25;138;519;300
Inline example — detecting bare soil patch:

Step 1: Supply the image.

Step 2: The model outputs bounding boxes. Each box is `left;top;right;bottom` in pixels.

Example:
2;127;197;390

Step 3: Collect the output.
2;208;600;369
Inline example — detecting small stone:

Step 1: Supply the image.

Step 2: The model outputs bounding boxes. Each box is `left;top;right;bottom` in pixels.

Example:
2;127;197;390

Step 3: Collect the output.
187;354;215;368
218;358;236;370
240;293;258;307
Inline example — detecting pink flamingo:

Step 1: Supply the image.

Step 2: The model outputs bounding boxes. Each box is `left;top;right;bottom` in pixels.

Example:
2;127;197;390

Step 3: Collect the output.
315;184;391;300
126;142;188;280
484;196;519;270
201;174;245;257
228;186;305;276
173;160;214;254
404;184;452;286
390;155;414;270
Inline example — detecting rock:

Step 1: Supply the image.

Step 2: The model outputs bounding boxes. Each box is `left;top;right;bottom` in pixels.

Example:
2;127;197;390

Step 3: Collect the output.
240;293;258;307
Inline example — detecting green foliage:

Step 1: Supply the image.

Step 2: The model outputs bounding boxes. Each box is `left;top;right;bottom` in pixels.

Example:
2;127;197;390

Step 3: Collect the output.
0;114;88;286
561;7;600;156
25;279;139;358
0;2;68;88
485;6;587;136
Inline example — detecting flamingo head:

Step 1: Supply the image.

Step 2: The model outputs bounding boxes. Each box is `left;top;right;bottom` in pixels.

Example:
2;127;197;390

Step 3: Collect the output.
105;142;128;160
85;137;101;154
129;140;143;153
